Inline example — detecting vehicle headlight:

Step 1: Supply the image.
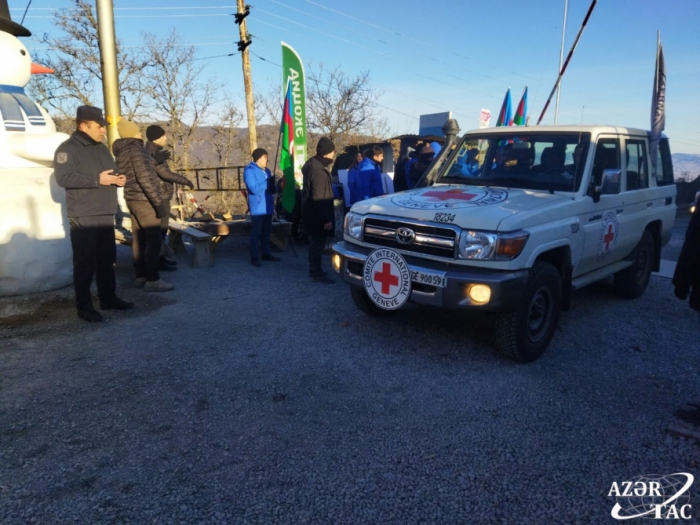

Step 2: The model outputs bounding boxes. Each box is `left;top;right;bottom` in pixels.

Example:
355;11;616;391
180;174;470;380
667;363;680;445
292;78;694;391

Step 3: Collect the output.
458;230;497;260
457;230;529;261
344;212;362;240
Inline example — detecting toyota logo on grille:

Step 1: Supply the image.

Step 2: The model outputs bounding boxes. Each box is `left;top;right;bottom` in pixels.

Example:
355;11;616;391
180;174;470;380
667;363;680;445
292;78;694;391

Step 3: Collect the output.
396;227;416;245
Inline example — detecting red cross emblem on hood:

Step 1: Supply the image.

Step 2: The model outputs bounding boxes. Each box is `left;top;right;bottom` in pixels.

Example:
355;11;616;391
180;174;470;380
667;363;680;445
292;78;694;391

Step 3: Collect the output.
421;189;478;201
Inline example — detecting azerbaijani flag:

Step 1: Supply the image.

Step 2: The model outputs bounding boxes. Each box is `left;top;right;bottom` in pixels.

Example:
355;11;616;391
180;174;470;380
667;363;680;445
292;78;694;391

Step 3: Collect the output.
496;88;512;127
280;79;296;213
512;87;528;126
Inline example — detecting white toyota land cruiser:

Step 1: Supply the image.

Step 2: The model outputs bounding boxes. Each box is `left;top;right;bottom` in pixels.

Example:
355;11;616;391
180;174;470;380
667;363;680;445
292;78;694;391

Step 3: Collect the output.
332;124;676;362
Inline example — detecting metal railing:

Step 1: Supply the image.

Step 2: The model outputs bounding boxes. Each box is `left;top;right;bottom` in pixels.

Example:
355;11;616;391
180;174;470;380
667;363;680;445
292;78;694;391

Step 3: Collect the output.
177;166;247;191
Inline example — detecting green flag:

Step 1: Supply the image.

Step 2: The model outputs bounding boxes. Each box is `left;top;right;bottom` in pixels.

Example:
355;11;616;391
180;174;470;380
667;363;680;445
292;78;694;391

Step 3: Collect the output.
280;42;306;213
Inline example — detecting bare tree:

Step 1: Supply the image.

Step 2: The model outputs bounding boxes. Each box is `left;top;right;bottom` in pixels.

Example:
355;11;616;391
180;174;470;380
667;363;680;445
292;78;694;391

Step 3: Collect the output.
210;96;244;167
141;30;220;171
26;0;150;120
306;63;386;149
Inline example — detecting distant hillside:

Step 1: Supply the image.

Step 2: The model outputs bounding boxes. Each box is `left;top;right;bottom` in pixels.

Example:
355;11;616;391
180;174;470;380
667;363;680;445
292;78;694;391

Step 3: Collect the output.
672;153;700;182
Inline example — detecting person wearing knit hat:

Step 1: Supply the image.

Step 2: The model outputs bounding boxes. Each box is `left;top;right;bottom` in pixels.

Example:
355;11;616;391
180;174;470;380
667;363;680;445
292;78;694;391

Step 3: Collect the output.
243;148;280;266
316;136;335;157
117;118;141;139
146;125;165;142
113;120;174;293
300;137;336;283
144;124;194;272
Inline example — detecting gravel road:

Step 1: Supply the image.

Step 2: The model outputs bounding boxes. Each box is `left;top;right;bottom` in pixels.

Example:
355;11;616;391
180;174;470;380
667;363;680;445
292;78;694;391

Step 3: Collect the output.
1;223;699;524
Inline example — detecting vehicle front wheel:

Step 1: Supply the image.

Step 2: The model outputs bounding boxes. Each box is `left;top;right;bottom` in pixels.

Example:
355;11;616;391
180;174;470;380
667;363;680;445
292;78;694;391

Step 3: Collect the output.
493;261;562;363
350;286;393;317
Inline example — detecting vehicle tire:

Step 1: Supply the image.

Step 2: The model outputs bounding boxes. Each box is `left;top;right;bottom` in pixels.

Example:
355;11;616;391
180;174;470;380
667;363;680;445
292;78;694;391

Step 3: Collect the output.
350;286;392;317
614;230;655;299
494;261;562;363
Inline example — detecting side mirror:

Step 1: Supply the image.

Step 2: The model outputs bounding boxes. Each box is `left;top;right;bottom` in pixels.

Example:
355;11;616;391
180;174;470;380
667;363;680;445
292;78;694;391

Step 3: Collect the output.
599;169;621;195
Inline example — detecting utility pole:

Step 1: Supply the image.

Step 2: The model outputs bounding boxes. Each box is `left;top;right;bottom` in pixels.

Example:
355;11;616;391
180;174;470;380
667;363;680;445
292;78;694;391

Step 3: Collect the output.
95;0;122;151
235;1;257;153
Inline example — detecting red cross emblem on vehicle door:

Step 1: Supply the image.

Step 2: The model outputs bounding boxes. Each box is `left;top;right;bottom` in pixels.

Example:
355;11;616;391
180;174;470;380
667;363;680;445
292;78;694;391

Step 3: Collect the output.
422;189;479;201
603;224;615;251
374;262;399;295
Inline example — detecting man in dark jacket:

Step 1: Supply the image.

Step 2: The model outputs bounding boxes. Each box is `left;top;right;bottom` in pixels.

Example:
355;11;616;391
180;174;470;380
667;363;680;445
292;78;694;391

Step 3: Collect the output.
302;137;336;284
54;105;134;322
673;207;700;313
408;145;435;189
144;125;194;271
114;119;173;292
392;148;413;193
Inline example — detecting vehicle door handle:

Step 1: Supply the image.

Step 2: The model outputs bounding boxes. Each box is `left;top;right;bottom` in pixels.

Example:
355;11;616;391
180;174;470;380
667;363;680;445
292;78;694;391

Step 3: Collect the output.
647;202;653;208
616;208;624;214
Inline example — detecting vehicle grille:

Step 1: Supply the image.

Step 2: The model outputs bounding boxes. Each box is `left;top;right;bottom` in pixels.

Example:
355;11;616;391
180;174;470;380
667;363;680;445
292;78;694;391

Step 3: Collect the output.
363;218;456;258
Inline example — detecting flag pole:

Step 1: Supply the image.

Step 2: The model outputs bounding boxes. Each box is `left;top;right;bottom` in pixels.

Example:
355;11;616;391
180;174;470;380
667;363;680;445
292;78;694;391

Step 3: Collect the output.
554;0;569;124
272;79;291;221
537;0;597;125
272;110;284;223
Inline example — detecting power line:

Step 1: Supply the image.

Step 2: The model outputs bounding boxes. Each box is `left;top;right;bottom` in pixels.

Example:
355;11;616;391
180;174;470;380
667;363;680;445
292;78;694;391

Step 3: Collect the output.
250;12;501;103
13;6;238;11
27;42;236;51
249;50;419;121
302;0;540;83
194;52;239;61
24;14;234;19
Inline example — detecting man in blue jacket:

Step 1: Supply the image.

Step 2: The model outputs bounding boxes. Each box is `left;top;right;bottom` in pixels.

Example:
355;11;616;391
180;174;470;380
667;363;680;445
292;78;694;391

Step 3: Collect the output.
244;148;280;267
349;145;385;206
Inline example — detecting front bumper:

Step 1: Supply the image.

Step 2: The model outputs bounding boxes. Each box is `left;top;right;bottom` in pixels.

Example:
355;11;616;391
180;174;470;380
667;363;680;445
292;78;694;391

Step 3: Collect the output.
332;241;529;311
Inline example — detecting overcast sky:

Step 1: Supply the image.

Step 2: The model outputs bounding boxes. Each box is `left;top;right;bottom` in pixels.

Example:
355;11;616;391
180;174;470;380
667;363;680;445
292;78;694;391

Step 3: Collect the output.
12;0;700;154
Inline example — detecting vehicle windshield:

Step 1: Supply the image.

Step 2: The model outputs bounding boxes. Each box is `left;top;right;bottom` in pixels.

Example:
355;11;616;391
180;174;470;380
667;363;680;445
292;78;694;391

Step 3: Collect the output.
439;132;591;193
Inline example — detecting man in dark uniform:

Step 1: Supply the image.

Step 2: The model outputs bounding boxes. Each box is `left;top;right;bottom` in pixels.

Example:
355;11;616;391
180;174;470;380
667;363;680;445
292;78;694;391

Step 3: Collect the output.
55;105;134;322
302;137;336;284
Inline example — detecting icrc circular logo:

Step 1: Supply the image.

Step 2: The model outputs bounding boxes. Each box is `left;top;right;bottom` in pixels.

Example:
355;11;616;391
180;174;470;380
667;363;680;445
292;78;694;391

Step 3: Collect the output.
363;249;411;310
609;473;694;520
597;211;619;261
391;187;508;210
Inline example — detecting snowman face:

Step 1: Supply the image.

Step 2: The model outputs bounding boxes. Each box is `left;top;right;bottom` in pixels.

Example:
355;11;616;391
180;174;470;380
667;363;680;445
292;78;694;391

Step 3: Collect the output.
0;32;32;87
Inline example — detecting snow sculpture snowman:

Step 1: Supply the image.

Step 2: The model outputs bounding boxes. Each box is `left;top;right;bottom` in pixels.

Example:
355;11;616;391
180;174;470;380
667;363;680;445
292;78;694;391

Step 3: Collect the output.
0;0;72;296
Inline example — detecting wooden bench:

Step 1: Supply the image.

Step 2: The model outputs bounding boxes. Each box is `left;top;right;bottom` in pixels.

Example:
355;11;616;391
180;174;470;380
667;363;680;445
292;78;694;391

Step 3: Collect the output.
168;220;215;268
195;217;293;253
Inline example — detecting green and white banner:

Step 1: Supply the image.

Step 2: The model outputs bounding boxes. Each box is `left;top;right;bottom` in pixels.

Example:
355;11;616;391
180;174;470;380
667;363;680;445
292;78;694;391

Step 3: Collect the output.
281;42;307;180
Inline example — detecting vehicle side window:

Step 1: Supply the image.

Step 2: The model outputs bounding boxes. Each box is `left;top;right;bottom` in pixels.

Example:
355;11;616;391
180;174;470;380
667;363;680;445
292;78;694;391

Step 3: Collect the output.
625;139;648;191
592;139;620;186
655;138;674;186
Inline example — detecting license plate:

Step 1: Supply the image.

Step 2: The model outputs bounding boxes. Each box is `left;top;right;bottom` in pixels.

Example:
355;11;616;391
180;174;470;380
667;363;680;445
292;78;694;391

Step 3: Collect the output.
410;269;447;288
